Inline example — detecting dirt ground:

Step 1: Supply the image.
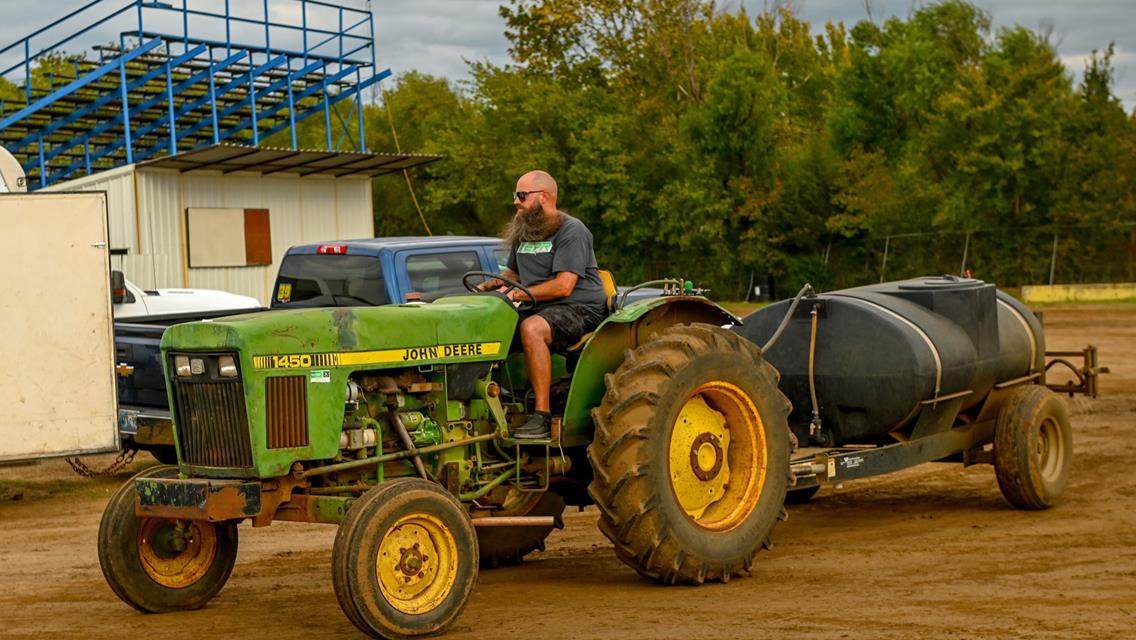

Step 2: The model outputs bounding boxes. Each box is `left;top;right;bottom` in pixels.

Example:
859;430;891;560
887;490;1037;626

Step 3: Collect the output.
1;305;1133;639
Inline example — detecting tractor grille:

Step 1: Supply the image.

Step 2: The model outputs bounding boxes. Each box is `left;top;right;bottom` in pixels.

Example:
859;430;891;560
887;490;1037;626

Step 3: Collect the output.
173;379;254;468
266;375;309;449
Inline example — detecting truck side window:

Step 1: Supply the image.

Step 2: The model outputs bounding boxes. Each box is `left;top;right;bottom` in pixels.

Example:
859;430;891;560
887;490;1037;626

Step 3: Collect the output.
493;248;510;272
407;251;480;295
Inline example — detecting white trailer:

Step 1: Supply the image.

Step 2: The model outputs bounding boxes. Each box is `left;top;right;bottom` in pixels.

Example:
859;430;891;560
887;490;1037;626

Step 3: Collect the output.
0;190;119;462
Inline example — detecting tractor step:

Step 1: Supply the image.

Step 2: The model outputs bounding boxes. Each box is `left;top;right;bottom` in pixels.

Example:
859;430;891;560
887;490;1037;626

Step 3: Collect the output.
502;437;555;446
470;516;558;528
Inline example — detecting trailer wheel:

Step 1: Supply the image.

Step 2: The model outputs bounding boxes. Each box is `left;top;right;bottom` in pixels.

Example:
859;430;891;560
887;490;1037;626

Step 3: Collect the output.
332;479;478;639
994;385;1073;510
477;490;564;568
588;323;790;584
98;465;238;612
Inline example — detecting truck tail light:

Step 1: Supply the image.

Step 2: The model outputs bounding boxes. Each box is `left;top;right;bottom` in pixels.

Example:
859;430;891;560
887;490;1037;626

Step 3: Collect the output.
317;244;347;254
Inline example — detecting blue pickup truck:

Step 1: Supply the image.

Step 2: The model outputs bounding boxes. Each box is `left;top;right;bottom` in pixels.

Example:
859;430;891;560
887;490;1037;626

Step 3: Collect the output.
117;236;512;460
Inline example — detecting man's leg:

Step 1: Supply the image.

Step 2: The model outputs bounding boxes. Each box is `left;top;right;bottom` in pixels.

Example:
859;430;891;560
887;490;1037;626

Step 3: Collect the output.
520;314;553;411
515;314;553;438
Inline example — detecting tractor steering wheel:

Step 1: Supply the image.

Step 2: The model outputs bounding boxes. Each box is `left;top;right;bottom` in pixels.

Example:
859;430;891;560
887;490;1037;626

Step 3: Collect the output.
462;271;536;312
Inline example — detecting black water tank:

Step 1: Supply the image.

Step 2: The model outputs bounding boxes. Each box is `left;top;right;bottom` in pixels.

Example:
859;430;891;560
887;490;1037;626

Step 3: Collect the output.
732;276;1044;446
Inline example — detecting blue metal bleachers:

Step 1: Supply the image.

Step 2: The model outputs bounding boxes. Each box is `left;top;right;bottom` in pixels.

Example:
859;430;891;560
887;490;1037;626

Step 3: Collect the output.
0;0;388;188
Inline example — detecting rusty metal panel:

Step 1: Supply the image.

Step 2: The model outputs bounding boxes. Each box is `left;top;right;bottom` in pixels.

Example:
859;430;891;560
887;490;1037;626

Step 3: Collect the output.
173;379;253;468
266;375;309;449
135;477;263;522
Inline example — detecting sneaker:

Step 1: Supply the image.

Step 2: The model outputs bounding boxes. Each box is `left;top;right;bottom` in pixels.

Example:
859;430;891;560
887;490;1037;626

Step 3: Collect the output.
514;412;551;439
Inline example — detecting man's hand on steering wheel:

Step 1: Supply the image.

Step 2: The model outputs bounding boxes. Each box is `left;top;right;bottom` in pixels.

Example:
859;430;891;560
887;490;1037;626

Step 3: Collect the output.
461;271;537;312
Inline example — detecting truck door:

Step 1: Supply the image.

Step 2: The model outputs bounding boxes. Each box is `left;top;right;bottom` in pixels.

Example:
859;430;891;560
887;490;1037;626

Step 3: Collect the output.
0;192;119;461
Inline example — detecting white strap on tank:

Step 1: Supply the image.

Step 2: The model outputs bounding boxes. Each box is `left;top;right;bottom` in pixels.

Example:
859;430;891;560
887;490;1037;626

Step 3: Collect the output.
829;294;943;399
997;298;1037;373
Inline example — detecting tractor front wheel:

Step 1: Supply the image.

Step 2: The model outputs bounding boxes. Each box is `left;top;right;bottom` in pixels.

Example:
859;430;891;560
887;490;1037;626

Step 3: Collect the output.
98;465;238;612
332;479;478;639
587;323;791;584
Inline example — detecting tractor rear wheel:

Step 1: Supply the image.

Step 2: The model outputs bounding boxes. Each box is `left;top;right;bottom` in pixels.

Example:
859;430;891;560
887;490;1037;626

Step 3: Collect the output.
587;323;790;584
98;465;238;612
994;385;1072;510
332;479;478;639
477;489;564;568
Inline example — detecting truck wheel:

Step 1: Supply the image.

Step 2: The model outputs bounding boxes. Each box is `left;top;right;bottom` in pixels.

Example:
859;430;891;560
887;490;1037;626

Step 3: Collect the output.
477;490;564;568
994;385;1072;510
98;465;238;612
332;479;478;639
587;323;791;584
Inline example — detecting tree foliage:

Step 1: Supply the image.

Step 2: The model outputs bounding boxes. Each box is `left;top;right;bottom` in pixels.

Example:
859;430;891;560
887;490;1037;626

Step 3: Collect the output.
360;0;1134;293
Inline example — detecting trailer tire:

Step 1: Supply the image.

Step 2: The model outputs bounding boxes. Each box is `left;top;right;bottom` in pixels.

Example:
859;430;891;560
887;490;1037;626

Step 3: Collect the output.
588;323;790;584
994;385;1072;510
477;491;564;568
98;465;238;613
332;479;478;639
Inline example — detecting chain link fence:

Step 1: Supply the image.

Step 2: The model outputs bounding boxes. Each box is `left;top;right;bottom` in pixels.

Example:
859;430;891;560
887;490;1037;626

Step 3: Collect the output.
785;222;1136;296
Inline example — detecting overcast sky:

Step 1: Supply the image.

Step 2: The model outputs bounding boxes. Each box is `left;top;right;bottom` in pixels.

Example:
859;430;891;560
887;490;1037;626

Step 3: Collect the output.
0;1;1129;111
371;0;1135;111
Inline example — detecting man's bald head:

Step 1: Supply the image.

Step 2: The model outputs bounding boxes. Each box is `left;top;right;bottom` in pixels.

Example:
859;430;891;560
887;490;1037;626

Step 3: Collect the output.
517;170;558;203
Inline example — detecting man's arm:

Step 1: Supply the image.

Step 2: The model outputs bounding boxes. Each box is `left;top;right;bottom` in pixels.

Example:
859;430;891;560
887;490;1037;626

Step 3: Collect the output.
507;271;577;303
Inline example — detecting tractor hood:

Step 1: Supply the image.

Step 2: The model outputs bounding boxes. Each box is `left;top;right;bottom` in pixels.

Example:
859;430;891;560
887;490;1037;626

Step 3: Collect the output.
160;295;518;369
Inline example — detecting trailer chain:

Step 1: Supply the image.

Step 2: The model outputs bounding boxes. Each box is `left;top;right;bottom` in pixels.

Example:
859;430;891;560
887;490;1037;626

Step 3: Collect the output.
66;449;137;478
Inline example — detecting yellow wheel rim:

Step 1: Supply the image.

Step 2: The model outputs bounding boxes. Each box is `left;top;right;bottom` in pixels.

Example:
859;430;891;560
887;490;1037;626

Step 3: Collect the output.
376;513;459;615
668;381;768;531
138;519;218;588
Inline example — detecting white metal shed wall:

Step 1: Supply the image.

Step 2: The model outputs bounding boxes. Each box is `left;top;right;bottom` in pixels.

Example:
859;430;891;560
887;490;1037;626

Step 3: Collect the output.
46;166;374;305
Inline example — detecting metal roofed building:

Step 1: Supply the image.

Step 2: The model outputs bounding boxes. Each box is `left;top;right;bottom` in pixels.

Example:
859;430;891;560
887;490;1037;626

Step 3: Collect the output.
44;144;441;304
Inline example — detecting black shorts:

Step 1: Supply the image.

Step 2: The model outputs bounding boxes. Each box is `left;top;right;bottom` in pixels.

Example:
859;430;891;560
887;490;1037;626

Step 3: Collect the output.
520;304;605;353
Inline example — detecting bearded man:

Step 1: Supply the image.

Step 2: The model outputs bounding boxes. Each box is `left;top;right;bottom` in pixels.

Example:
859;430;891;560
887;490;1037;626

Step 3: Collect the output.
479;170;607;439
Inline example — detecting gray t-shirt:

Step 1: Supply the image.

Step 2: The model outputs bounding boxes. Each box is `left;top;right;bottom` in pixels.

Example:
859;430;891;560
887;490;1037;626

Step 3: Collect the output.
507;214;607;315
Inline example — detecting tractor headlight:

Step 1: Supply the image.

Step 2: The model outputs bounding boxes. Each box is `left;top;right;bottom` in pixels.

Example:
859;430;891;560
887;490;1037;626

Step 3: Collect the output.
218;355;238;378
174;355;192;377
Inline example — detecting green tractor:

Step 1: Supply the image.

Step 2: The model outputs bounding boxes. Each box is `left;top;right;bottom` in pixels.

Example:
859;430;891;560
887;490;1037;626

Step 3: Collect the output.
98;274;791;639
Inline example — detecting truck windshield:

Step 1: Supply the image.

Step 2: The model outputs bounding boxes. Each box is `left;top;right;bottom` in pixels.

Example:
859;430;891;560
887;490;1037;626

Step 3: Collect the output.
273;254;388;307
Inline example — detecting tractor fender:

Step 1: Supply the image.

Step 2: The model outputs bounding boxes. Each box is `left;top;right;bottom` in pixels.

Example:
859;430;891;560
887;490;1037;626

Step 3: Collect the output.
559;296;741;447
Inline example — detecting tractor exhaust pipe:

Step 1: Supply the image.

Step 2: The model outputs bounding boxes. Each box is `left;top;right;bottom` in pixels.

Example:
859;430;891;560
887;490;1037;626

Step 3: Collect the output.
387;410;429;480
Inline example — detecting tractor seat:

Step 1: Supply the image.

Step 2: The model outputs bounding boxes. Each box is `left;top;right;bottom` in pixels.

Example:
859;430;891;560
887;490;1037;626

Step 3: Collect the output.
566;268;617;353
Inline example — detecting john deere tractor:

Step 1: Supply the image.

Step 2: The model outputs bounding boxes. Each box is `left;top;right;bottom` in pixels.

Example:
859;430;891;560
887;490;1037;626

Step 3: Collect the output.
98;274;790;639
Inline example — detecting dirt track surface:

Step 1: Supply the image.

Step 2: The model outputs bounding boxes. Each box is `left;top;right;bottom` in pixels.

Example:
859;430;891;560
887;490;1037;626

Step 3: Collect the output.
2;305;1134;639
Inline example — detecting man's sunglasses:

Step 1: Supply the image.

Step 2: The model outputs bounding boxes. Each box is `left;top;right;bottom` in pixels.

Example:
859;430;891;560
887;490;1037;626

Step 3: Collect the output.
514;190;545;201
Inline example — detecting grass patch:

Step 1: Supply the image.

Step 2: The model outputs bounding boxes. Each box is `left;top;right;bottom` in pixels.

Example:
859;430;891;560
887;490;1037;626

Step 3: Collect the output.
0;460;158;504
